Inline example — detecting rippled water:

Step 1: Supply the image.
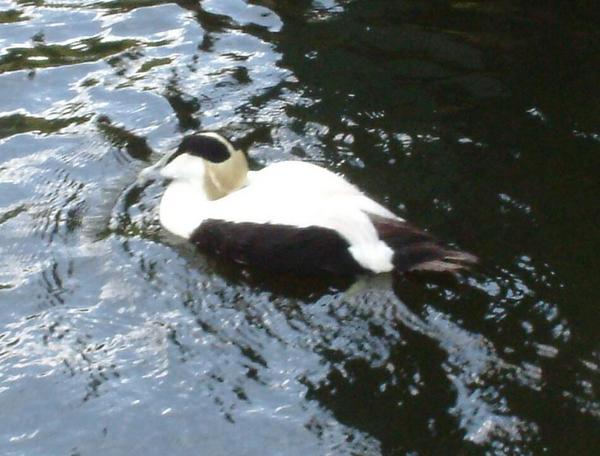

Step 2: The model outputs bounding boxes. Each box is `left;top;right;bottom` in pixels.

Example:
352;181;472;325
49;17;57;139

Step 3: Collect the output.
1;1;599;455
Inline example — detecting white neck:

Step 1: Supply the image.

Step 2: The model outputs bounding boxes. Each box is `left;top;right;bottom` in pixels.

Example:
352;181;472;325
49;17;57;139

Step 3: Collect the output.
158;149;249;238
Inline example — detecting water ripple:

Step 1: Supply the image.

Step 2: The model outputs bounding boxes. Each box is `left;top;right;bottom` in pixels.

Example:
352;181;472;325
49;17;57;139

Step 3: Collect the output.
1;1;599;455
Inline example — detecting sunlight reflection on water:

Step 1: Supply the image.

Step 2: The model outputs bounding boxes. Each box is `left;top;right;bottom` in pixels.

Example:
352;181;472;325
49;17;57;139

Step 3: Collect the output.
1;1;599;455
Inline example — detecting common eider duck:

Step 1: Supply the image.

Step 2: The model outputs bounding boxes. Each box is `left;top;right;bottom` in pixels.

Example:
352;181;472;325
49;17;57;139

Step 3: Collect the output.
141;132;476;276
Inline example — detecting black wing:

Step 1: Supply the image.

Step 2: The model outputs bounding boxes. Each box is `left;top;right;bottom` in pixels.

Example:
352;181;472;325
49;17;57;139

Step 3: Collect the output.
191;219;366;276
368;214;478;273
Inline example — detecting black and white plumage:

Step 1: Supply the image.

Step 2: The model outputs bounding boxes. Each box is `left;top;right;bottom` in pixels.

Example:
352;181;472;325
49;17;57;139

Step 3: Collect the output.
144;132;476;276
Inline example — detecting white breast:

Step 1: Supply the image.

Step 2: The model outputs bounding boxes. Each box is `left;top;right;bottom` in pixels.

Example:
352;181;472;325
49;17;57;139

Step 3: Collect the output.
159;181;207;238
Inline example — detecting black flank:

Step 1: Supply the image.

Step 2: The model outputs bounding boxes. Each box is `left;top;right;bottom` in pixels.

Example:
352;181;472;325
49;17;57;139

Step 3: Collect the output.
368;214;477;273
190;220;367;276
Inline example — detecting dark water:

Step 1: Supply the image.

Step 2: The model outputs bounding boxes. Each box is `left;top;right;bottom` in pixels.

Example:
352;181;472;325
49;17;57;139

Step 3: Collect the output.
1;1;599;455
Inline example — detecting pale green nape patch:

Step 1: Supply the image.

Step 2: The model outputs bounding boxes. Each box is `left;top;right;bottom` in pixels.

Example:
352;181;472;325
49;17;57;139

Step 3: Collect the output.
203;149;249;200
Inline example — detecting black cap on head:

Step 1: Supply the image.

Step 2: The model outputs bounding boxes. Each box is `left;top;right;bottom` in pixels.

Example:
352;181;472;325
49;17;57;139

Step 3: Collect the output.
167;134;232;165
179;134;231;163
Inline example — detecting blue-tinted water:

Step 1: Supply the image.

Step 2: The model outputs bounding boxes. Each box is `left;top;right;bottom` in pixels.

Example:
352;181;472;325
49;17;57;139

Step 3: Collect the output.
1;1;598;455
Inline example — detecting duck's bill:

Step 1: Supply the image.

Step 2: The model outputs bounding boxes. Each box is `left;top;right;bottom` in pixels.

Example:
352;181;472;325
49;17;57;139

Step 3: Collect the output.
137;150;175;184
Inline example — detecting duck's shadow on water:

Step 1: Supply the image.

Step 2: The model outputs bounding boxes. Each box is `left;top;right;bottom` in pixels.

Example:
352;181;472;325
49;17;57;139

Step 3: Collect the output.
194;251;528;450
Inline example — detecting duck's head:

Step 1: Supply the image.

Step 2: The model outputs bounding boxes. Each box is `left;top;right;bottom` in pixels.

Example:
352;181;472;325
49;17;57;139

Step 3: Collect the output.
142;132;248;200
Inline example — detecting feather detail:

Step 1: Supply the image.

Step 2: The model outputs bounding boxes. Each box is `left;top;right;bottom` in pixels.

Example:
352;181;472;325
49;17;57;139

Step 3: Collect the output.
368;214;477;273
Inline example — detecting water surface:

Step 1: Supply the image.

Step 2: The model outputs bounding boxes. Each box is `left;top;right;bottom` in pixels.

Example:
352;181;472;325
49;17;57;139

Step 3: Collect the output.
1;1;599;455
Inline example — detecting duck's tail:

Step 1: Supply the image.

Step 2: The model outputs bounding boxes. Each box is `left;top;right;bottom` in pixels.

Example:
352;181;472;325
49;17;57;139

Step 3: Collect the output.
369;214;478;273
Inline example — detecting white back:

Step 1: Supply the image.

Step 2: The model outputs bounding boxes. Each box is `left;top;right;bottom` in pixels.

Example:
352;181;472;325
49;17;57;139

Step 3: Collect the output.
159;159;401;273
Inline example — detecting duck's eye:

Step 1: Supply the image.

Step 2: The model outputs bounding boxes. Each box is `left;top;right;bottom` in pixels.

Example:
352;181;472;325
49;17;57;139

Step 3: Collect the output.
177;134;231;163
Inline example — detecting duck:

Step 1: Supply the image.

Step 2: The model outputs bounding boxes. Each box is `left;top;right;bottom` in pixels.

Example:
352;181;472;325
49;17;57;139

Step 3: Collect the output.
140;132;477;276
